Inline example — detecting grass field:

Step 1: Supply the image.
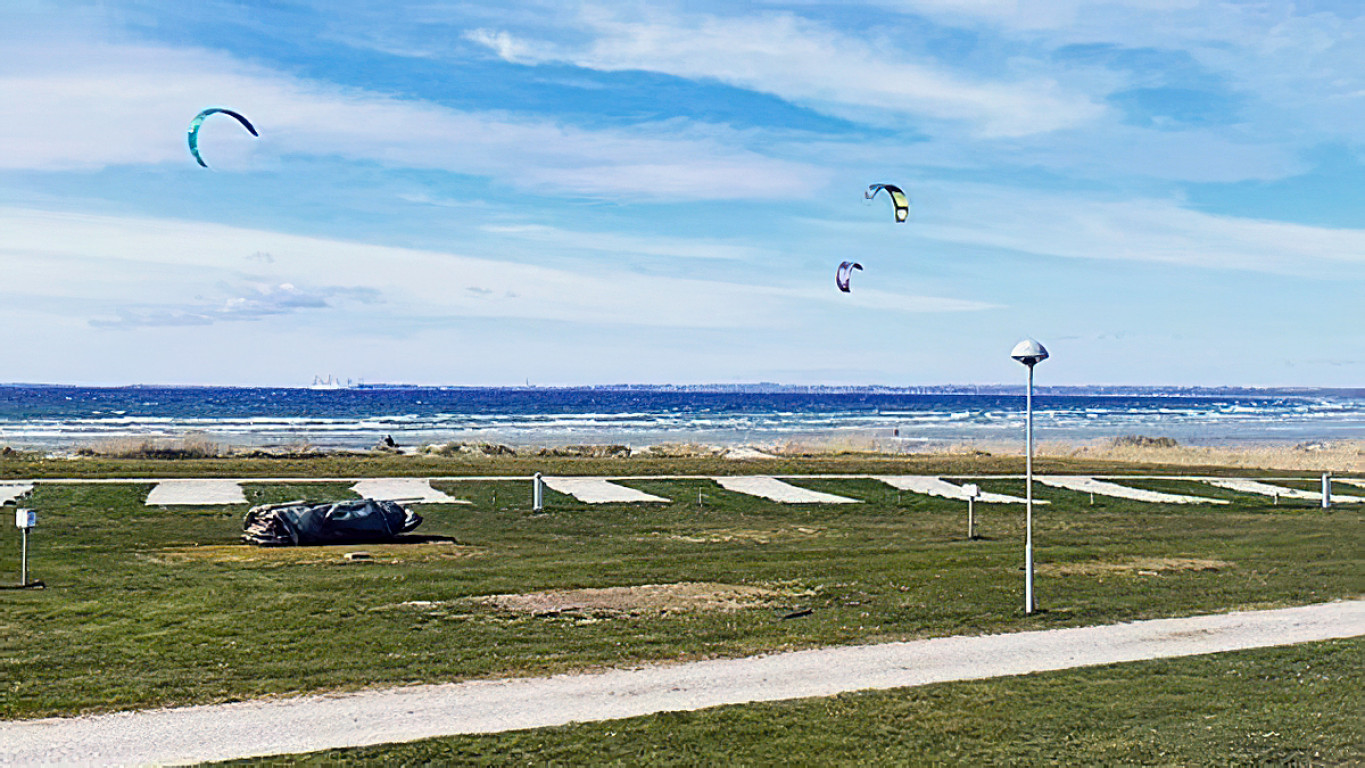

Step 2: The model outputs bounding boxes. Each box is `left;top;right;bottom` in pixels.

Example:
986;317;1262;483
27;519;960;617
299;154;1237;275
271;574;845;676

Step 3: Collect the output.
1;456;1359;725
220;638;1363;766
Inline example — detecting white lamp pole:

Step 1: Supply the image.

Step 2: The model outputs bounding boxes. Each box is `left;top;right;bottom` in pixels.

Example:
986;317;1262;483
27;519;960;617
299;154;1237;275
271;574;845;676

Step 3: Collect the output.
1011;339;1049;615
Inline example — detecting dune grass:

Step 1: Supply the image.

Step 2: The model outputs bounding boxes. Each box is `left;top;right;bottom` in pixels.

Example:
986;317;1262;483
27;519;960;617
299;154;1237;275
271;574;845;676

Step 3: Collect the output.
0;450;1345;480
0;458;1358;723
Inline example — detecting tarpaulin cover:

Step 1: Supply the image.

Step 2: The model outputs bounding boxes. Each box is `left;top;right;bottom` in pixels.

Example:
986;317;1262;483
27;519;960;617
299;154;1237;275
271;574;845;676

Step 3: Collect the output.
242;499;422;546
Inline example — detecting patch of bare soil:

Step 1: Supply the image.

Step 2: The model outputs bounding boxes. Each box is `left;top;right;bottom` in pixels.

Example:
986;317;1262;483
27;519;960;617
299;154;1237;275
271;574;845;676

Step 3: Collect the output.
475;582;782;616
640;526;823;545
1041;556;1232;577
149;537;475;565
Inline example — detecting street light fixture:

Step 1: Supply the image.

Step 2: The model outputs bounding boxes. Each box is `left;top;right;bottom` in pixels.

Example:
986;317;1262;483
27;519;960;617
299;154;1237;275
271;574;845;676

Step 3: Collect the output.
1011;338;1049;615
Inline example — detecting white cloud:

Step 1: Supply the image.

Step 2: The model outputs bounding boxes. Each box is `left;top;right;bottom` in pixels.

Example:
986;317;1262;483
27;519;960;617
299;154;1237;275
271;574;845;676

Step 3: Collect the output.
871;0;1201;31
481;224;768;260
90;281;382;328
0;207;992;336
466;8;1106;137
910;183;1365;275
0;38;823;199
873;0;1365;148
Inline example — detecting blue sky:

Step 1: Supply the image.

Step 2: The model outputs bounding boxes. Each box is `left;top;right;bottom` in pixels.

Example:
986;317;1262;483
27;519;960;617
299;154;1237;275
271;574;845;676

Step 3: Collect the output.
1;0;1361;386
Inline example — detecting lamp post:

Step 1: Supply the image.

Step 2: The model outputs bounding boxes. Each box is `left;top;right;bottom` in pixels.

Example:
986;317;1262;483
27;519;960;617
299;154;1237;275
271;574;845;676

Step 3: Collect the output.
1011;338;1049;614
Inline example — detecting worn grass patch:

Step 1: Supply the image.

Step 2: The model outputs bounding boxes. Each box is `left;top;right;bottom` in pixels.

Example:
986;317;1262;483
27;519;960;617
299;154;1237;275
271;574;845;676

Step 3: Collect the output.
148;537;476;565
474;582;785;616
1041;556;1233;577
637;526;824;545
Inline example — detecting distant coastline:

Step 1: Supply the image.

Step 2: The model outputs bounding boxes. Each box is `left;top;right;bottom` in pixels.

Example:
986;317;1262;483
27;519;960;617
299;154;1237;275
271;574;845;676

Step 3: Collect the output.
1;382;1361;398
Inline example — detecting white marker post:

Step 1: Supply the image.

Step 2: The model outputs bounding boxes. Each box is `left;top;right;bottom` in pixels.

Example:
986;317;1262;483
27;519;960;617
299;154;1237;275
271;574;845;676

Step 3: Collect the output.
963;483;980;540
15;508;36;587
532;472;544;512
1321;472;1331;509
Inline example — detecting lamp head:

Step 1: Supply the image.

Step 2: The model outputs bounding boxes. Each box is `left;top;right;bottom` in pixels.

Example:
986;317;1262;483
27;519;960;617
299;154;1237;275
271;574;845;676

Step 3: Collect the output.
1011;338;1049;367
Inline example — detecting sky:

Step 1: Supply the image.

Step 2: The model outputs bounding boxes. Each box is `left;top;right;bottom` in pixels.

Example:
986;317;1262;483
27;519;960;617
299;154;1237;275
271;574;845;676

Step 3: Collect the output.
1;0;1362;387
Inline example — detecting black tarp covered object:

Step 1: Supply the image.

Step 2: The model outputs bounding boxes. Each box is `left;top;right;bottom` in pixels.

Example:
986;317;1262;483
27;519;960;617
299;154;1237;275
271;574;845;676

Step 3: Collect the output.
242;499;422;546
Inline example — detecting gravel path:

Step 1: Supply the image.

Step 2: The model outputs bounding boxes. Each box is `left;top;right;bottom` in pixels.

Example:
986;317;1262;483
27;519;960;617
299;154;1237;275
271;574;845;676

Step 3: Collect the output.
1199;477;1363;503
541;477;670;503
874;475;1033;504
1037;476;1228;505
0;482;34;505
350;478;465;504
144;480;247;506
3;601;1359;766
714;476;858;503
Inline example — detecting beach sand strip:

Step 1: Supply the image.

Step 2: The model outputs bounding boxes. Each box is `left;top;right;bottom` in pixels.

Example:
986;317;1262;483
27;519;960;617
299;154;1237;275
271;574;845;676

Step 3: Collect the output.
873;476;1036;504
145;479;247;506
542;477;669;504
1037;476;1228;505
713;476;858;504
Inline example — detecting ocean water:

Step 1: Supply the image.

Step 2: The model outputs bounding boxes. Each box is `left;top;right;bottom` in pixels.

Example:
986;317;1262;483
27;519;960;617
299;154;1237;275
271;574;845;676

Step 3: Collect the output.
0;386;1361;451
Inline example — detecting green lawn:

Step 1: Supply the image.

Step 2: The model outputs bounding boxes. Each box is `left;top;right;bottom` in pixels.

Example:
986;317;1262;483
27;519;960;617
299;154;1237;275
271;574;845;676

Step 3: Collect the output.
0;458;1360;722
222;638;1363;766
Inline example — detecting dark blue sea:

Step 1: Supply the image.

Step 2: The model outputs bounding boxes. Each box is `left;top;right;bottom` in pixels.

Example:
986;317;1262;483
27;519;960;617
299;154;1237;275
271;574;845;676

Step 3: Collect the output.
0;386;1360;451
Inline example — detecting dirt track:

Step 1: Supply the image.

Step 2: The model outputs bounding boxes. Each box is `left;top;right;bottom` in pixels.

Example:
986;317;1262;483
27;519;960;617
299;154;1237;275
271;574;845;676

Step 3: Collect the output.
2;601;1360;766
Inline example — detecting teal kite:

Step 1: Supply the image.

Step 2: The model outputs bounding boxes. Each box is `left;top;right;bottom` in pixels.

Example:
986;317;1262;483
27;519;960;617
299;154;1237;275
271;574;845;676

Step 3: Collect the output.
187;108;259;168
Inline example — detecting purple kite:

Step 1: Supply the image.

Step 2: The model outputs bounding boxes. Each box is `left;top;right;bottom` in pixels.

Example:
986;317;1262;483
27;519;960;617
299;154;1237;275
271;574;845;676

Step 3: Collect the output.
836;261;863;292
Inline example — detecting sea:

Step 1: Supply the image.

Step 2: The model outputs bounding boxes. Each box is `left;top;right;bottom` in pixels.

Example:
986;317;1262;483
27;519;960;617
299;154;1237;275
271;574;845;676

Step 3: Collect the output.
0;385;1361;452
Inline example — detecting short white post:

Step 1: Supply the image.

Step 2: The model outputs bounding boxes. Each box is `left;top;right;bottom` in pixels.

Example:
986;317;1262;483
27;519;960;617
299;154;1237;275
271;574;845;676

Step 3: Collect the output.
532;472;544;512
963;483;980;540
15;508;35;586
1321;472;1331;509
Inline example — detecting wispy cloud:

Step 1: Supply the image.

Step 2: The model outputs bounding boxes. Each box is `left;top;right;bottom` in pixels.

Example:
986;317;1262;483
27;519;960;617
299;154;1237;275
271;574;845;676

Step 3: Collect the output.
0;207;992;335
466;6;1106;137
481;224;767;261
90;281;382;328
909;183;1365;275
868;0;1365;148
0;37;824;199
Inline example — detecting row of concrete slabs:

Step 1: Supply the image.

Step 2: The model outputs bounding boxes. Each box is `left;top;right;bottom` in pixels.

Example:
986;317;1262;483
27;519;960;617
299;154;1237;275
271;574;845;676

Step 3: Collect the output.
16;475;1350;507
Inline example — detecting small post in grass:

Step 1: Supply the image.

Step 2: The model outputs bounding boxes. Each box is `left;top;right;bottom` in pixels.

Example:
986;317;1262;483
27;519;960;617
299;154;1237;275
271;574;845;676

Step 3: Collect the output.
963;483;980;540
532;472;544;512
15;508;35;587
1321;472;1331;509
